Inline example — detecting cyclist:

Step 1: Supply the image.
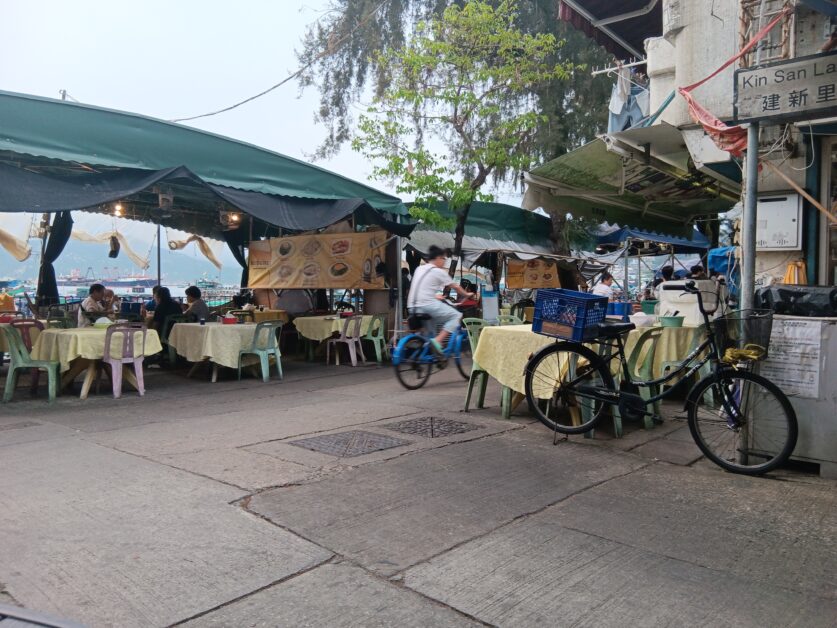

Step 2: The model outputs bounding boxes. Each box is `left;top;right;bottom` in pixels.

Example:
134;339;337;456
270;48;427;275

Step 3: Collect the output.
407;245;475;355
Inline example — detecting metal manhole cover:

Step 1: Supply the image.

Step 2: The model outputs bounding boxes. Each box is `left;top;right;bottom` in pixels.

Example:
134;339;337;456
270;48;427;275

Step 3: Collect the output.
0;421;41;432
289;430;412;457
383;416;483;438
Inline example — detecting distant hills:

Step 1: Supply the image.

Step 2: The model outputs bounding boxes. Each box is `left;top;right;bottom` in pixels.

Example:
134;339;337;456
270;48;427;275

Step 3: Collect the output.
2;239;242;285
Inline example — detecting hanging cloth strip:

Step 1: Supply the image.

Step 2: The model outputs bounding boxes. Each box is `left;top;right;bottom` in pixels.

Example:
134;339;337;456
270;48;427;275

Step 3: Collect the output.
71;230;150;269
677;5;794;156
0;225;31;261
167;234;223;270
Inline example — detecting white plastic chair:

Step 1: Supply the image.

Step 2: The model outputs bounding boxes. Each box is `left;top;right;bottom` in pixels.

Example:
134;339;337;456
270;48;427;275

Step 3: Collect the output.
326;315;366;366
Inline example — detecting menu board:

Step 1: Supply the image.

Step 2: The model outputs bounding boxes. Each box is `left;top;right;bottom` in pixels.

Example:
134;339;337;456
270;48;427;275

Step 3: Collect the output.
248;232;388;289
506;259;561;289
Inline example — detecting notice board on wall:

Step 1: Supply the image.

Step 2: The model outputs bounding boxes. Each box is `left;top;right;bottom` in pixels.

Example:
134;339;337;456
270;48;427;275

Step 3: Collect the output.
505;259;561;289
248;231;388;289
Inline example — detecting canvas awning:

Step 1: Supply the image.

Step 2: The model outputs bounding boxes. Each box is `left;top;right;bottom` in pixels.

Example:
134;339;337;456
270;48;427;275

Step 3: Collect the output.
523;137;736;238
0;90;407;215
558;0;663;59
595;225;711;255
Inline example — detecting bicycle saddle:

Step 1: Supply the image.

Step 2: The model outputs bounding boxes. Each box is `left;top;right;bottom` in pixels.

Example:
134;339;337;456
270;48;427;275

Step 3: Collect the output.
597;320;636;338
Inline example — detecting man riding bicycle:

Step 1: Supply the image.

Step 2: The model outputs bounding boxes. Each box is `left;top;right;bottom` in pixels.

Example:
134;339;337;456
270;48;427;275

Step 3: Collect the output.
407;246;475;355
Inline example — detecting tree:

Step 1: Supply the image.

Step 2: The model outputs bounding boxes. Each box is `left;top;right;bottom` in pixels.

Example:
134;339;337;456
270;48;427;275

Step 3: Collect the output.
346;0;574;258
298;0;613;163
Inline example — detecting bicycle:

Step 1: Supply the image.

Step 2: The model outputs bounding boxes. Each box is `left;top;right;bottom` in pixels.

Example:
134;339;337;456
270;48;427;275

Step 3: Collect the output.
523;282;798;475
392;308;471;390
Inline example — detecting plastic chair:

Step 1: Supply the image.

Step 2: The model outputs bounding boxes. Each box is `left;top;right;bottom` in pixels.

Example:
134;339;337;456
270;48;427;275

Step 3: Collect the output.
363;314;389;364
510;299;534;321
462;318;489;412
326;315;366;366
1;326;59;403
161;314;189;364
625;327;664;428
101;322;148;398
660;328;711;385
11;319;45;394
497;314;523;325
238;321;283;382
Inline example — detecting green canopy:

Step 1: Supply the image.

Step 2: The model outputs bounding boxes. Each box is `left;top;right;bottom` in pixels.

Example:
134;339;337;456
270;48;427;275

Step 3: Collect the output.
523;138;734;238
0;90;406;215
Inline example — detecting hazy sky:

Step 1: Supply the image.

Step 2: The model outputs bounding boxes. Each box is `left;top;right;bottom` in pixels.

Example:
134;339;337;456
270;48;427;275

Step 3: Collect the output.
0;0;393;273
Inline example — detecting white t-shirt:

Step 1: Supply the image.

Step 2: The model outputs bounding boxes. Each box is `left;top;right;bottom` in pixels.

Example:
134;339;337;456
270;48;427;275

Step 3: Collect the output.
77;296;105;327
408;264;453;307
590;282;614;299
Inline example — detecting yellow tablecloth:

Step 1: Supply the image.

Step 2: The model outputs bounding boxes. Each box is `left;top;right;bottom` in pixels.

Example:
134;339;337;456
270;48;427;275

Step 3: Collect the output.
473;324;705;394
253;309;290;324
0;322;43;353
168;322;259;369
294;315;373;342
31;327;163;373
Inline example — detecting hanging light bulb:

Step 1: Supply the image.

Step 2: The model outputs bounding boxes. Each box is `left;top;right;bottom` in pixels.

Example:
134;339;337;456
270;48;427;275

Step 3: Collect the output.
114;203;123;217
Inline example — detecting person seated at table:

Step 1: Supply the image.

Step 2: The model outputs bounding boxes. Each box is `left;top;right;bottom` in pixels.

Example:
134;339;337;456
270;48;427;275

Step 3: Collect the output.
142;285;161;316
149;287;183;335
182;285;210;322
103;289;121;315
590;272;615;300
689;265;708;280
407;245;475;356
78;283;108;327
653;265;674;299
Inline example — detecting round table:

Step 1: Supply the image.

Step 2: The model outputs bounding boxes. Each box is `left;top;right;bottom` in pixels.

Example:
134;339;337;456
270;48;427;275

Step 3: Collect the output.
31;327;163;399
168;322;261;382
294;314;374;342
472;324;705;395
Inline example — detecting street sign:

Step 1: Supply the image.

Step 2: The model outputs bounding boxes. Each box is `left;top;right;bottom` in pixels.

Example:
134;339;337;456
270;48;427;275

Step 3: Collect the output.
734;50;837;123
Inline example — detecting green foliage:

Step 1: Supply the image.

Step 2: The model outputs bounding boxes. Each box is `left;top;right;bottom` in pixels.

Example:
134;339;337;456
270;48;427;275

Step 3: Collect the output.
298;0;613;163
347;0;575;251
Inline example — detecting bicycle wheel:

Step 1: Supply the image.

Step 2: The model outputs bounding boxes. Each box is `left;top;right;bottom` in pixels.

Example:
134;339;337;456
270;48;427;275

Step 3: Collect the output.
454;332;471;380
524;342;615;435
688;370;797;475
394;336;432;390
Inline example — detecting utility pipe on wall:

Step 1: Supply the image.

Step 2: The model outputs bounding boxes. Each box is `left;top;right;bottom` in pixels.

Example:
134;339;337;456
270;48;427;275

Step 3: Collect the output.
741;123;759;310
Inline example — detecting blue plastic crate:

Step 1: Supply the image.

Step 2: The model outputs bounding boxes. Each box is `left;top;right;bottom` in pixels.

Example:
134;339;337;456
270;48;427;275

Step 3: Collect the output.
532;289;608;341
606;302;632;322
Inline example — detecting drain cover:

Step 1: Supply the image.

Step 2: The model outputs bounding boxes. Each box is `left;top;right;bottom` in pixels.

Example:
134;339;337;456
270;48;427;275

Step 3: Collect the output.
0;421;41;432
383;416;482;438
289;430;412;457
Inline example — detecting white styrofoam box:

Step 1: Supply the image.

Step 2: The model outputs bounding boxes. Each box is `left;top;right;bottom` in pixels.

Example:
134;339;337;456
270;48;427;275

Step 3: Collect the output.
658;279;723;326
756;192;802;251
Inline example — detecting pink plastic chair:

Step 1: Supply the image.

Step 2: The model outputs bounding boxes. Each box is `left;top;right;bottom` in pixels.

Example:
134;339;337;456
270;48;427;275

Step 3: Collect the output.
326;315;366;366
10;318;45;393
102;322;148;398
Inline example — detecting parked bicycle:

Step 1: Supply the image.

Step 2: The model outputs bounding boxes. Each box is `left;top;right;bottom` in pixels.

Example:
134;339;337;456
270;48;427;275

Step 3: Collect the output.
523;282;797;475
392;305;471;389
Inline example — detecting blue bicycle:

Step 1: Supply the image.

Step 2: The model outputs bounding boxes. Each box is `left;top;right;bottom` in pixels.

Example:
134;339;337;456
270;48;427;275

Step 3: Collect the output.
392;312;470;389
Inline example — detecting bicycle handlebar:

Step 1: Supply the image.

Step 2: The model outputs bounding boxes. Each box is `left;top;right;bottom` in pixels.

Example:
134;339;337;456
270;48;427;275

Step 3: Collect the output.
661;280;710;319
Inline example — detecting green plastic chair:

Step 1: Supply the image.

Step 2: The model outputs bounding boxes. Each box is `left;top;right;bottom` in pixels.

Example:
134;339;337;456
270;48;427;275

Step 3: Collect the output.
238;321;283;382
162;314;189;364
625;327;665;428
363;314;389;364
497;314;524;326
462;318;489;412
1;326;59;403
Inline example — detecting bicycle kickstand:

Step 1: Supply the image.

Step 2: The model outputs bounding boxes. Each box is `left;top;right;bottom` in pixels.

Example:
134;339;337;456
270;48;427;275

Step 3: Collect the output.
552;422;568;445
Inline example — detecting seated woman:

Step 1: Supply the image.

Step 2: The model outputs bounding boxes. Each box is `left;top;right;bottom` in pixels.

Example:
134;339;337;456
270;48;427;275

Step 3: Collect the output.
149;287;183;336
182;286;210;322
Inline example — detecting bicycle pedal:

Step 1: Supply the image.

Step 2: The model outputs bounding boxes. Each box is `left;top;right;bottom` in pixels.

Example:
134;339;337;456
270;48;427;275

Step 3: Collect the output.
651;414;664;424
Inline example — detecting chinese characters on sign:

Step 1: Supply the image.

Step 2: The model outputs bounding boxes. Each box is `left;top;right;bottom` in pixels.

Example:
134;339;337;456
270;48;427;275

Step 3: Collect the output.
734;51;837;123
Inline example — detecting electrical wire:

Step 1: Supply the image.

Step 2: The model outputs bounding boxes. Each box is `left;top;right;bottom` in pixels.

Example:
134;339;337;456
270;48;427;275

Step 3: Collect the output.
169;0;391;123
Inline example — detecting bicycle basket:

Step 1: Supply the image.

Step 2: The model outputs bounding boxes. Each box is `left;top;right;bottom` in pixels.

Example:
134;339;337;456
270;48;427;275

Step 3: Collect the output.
712;309;773;363
532;289;608;342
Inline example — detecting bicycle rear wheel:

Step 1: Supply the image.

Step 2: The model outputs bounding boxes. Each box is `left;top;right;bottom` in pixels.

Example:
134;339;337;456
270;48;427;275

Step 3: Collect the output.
524;343;615;435
394;336;432;390
688;370;797;475
454;332;471;380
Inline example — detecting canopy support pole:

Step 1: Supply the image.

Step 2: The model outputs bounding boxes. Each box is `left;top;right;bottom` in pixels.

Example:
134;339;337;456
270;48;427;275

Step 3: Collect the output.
741;123;759;310
624;239;630;298
156;223;161;287
396;215;403;334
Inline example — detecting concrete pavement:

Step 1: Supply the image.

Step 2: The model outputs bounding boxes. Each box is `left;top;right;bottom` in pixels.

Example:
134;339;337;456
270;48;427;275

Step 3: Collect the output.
0;358;834;627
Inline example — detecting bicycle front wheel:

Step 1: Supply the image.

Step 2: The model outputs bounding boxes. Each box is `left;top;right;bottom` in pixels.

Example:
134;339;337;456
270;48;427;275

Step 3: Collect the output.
394;336;432;390
524;343;615;435
688;370;798;475
454;332;471;380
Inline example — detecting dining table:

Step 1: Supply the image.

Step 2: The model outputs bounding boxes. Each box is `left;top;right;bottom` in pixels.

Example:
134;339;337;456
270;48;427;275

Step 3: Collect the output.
472;323;706;415
0;321;44;353
30;326;163;399
294;314;374;342
167;322;261;382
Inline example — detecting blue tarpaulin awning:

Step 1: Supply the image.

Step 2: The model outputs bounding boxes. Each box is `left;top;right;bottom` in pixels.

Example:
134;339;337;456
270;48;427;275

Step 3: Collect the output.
596;225;710;255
